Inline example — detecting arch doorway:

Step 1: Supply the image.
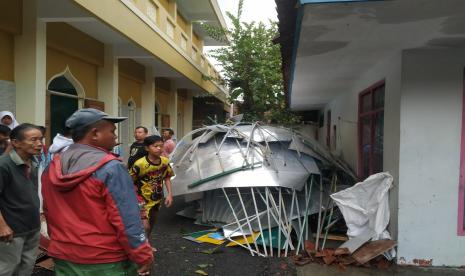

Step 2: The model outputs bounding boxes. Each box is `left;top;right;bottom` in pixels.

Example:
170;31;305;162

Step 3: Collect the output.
46;68;84;144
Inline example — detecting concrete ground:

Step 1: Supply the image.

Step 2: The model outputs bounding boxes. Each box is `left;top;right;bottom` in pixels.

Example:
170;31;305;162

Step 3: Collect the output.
34;197;296;276
149;197;296;276
297;263;465;276
33;196;465;276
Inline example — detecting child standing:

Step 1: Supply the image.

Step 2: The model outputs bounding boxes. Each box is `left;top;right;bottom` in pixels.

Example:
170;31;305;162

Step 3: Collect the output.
129;135;174;246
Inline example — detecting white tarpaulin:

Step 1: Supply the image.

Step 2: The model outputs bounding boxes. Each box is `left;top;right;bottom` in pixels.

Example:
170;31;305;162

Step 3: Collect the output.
330;172;395;258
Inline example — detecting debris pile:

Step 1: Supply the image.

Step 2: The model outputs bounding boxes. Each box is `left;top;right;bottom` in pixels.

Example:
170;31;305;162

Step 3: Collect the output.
171;120;356;257
293;239;396;270
293;173;397;268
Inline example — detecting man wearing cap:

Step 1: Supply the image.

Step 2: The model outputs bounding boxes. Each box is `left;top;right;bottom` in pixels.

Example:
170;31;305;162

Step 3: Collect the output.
41;108;153;275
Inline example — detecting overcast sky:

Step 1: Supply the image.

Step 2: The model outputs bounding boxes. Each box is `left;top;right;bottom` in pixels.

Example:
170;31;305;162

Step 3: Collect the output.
204;0;278;67
216;0;277;26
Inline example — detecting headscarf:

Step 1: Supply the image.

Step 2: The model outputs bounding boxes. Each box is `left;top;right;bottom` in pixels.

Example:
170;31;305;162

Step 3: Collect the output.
0;111;19;130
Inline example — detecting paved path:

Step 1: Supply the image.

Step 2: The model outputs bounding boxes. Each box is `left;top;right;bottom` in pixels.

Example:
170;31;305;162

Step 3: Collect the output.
297;261;465;276
150;197;295;275
33;197;465;275
34;196;296;276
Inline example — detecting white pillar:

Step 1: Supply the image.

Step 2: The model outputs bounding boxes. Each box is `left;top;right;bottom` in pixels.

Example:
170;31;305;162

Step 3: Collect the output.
184;94;193;135
98;45;118;116
14;0;46;125
168;81;178;134
230;103;234;117
141;67;155;129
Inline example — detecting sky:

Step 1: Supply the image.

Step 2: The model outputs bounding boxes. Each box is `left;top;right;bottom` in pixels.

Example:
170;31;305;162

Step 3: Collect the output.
216;0;277;26
204;0;278;67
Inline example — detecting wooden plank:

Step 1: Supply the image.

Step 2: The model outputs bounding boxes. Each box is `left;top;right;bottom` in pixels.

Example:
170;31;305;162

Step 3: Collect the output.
338;228;376;253
36;258;54;271
312;233;348;241
352;239;397;264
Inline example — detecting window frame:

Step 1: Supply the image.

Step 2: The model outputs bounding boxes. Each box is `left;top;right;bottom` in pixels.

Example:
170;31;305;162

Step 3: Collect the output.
146;1;158;24
191;46;198;61
166;19;175;39
357;79;385;180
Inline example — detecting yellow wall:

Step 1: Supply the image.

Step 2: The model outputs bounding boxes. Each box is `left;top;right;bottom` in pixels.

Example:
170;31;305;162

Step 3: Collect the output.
0;31;14;81
176;11;188;34
158;0;174;17
155;77;172;115
155;88;169;114
72;0;227;103
119;59;146;83
0;0;22;34
119;75;142;107
47;48;99;99
47;23;104;67
192;31;203;51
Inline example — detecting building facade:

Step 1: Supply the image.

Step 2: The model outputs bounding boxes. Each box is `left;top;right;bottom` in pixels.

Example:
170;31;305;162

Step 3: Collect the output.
0;0;229;156
277;0;465;267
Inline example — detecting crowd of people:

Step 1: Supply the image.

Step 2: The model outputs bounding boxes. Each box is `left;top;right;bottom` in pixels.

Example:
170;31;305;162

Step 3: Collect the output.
0;108;177;276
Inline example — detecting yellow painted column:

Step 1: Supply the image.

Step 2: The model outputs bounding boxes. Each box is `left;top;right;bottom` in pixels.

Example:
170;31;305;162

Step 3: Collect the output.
98;44;118;116
14;0;46;125
141;67;155;131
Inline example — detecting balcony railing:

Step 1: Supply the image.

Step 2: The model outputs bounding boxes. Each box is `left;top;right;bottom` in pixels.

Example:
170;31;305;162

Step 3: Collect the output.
126;0;226;92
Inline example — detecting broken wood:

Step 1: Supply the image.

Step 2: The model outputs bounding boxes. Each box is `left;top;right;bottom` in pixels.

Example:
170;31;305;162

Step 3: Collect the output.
304;240;316;255
313;233;348;241
334;247;350;256
338;228;376;253
36;258;54;271
352;239;397;264
323;254;337;265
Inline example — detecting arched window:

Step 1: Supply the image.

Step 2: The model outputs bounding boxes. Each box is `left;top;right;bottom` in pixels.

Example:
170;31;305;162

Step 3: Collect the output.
47;67;85;141
48;76;78;95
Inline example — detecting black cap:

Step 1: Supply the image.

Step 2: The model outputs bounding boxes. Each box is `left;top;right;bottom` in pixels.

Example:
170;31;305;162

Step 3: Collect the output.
65;108;127;129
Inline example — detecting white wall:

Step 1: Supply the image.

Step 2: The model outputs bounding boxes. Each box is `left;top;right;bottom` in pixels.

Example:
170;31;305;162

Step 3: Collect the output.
321;52;402;238
397;48;465;266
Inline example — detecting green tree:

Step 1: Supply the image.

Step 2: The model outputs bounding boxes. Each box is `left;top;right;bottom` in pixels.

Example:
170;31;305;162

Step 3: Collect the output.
200;0;300;125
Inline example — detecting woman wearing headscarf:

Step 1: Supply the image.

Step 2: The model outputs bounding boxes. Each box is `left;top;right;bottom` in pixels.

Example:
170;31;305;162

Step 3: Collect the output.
0;111;19;130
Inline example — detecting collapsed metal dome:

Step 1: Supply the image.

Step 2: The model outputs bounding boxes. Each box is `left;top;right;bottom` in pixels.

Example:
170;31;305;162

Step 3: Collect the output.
171;121;355;257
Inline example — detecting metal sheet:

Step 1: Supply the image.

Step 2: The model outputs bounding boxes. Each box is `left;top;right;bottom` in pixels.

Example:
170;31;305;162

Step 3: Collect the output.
172;136;320;196
171;122;356;257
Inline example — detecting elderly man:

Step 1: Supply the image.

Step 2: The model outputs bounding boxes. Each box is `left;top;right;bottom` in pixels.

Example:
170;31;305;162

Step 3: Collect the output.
0;123;43;275
42;108;153;275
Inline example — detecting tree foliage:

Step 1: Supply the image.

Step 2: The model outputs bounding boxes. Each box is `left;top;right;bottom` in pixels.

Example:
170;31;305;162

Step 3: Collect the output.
199;0;300;125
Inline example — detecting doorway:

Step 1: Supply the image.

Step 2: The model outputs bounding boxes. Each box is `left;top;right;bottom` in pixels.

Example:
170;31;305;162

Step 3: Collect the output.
358;81;385;180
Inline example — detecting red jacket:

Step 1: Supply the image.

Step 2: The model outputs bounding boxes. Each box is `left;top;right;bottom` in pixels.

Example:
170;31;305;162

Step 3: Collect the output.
41;143;153;265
